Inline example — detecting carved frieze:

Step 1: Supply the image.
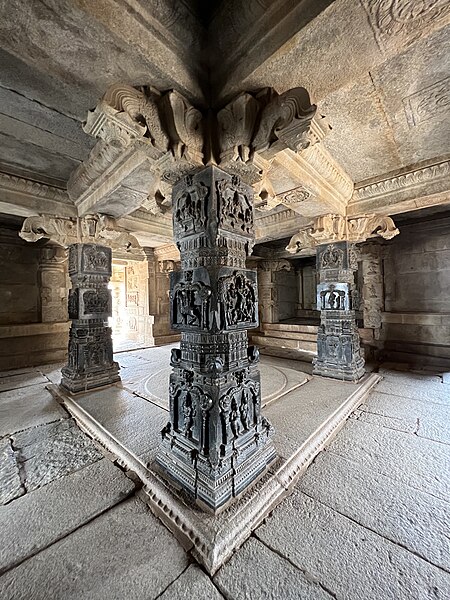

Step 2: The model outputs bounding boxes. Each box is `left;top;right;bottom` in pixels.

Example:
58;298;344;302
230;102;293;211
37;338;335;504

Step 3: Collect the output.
362;0;450;51
218;270;258;330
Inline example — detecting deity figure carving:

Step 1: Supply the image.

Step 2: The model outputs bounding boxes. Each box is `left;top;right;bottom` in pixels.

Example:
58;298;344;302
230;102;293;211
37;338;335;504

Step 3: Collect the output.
172;271;212;330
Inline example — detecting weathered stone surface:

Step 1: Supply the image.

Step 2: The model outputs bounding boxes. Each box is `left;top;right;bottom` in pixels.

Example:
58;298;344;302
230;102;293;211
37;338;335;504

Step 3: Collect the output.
0;438;24;505
256;490;450;600
0;371;48;393
326;419;450;502
0;497;189;600
214;536;332;600
0;384;67;437
299;451;450;572
265;375;359;459
160;565;224;600
13;418;103;492
375;376;450;405
357;390;450;444
0;458;135;575
76;388;168;465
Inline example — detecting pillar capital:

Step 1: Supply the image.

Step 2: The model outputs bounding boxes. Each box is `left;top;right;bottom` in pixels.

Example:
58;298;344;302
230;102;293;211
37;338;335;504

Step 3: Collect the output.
66;83;353;221
286;213;399;254
19;213;142;256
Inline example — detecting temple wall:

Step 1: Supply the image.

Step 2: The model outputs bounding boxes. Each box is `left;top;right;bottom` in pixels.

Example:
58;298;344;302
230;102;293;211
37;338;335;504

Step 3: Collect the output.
382;216;450;367
0;225;69;370
275;269;298;321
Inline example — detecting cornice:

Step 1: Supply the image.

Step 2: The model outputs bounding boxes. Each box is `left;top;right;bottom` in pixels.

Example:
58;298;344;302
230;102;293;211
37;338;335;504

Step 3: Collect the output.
349;159;450;216
0;172;71;204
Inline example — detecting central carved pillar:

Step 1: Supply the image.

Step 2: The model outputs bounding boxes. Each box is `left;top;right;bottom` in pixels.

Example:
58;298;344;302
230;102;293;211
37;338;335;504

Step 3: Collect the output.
156;166;275;513
61;243;120;393
313;242;365;382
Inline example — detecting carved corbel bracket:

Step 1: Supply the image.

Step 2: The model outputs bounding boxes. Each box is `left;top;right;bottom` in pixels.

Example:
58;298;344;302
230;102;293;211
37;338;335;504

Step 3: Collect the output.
19;214;142;255
216;87;352;217
68;84;204;218
258;259;292;272
286;214;399;254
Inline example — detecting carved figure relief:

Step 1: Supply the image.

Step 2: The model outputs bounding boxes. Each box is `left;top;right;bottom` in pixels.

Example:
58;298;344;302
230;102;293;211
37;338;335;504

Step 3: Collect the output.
173;176;209;236
83;246;110;272
319;284;348;310
217;177;253;235
83;289;110;314
320;245;344;269
172;271;212;329
219;271;257;328
219;378;260;442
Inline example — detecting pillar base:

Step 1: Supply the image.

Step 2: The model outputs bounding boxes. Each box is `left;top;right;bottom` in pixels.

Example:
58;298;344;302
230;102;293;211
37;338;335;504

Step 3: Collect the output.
312;357;365;382
156;426;276;514
61;363;120;394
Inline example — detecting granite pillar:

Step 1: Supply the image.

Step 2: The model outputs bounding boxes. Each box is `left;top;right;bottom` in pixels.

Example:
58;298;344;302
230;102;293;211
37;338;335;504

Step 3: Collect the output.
156;166;276;513
313;242;365;382
38;245;68;323
61;243;120;393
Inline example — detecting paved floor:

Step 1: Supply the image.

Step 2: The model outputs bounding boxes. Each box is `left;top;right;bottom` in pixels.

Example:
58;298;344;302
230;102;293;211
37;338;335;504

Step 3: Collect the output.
0;353;449;599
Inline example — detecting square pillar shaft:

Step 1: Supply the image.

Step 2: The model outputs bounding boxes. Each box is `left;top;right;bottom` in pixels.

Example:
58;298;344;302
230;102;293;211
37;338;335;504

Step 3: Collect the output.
156;166;276;513
313;242;365;382
61;243;120;393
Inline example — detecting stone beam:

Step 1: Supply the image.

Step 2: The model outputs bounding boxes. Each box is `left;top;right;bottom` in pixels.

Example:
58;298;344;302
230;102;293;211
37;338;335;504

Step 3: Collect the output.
348;159;450;217
0;172;76;219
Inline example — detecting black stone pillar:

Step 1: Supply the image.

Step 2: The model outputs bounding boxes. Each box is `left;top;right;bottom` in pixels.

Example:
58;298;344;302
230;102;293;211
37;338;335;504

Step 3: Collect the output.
156;166;275;513
61;243;120;393
313;242;365;382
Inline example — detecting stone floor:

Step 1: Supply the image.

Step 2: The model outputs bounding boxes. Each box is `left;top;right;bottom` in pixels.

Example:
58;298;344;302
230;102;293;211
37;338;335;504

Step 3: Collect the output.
0;350;449;599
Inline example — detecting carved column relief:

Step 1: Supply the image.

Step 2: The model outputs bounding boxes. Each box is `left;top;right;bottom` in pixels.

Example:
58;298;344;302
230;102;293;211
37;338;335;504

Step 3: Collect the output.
156;166;275;513
361;244;384;334
61;244;120;393
38;245;68;323
257;260;291;324
314;242;365;382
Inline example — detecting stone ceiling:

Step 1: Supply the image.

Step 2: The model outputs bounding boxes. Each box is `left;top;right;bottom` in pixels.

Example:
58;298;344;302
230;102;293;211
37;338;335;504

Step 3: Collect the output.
0;0;449;244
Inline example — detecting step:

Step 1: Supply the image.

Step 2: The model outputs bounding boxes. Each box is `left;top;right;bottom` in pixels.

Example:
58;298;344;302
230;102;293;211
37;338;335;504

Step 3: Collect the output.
252;335;317;353
263;323;319;334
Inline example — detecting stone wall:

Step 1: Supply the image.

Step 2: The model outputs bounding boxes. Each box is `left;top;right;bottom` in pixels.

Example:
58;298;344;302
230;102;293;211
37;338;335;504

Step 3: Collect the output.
275;269;298;321
0;224;69;370
382;216;450;368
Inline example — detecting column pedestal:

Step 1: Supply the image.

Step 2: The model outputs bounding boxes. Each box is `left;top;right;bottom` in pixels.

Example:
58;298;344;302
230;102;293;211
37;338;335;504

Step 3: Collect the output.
156;166;275;513
61;243;120;393
313;242;365;382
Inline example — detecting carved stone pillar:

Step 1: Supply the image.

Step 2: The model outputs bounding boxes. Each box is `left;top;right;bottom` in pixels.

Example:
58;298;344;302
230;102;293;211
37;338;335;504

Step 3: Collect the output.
38;245;68;323
361;244;384;335
313;242;365;382
61;243;120;393
156;166;275;513
257;260;291;324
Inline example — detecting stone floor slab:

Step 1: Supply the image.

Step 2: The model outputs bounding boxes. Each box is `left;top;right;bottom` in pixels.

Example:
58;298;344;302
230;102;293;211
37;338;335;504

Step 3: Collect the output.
214;536;332;600
358;391;450;444
326;418;450;501
0;371;48;393
75;388;168;464
0;438;24;505
0;384;67;437
0;458;135;575
0;497;189;600
265;375;362;459
299;451;450;571
13;418;104;492
256;490;450;600
376;372;450;405
159;564;224;600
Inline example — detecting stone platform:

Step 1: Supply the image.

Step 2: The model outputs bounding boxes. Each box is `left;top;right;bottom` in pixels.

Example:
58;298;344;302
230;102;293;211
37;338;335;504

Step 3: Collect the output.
49;344;380;573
